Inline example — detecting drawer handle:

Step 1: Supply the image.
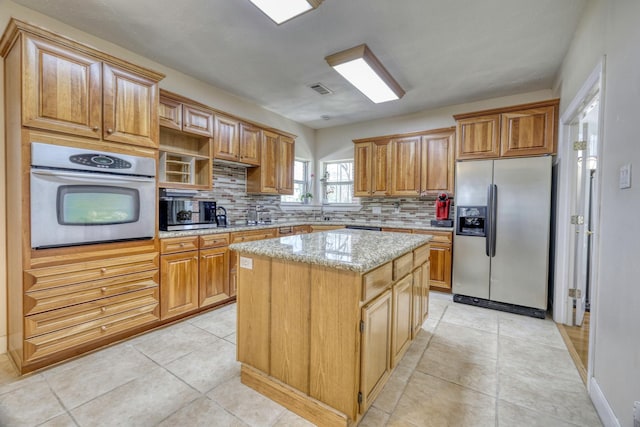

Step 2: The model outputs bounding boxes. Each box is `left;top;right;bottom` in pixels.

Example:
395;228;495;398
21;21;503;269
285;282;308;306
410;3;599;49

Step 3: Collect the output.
101;268;107;273
106;128;113;134
92;126;99;132
193;257;198;261
101;287;107;293
101;307;107;313
101;325;107;332
179;243;185;247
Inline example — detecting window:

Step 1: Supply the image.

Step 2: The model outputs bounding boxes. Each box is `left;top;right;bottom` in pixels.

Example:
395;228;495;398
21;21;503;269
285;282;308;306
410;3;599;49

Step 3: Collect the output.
281;160;309;202
323;161;354;203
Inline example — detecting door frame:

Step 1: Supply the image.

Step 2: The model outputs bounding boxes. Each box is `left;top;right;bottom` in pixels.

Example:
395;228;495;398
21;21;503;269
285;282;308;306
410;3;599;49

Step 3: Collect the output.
553;58;605;388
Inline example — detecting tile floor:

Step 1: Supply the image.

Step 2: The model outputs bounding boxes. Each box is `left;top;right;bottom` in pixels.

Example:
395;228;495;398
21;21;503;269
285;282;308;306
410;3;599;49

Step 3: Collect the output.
0;293;602;426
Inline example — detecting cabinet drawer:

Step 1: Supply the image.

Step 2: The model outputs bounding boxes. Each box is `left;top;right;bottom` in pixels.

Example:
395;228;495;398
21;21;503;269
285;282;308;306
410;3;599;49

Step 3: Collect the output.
413;245;430;267
24;302;159;362
393;252;413;281
25;252;159;292
230;229;277;243
25;286;159;338
414;230;452;244
293;225;310;234
25;270;159;316
362;262;392;302
199;233;229;249
161;237;199;254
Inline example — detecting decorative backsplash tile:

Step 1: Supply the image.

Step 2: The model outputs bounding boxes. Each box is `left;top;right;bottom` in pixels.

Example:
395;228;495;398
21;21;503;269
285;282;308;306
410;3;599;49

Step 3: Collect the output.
200;163;454;226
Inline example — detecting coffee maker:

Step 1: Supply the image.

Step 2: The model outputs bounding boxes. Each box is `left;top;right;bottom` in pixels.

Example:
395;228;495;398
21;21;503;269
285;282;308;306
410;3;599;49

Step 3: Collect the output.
216;206;228;227
431;193;454;227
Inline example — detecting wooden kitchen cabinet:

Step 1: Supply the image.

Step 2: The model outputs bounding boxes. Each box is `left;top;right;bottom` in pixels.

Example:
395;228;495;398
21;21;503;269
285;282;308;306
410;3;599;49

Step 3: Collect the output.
160;250;200;320
199;246;230;307
246;130;295;195
414;230;452;292
214;114;240;161
454;99;559;160
420;129;455;195
354;140;392;197
391;274;413;366
19;30;162;148
354;142;372;197
158;91;213;189
390;136;421;196
239;122;261;166
360;289;392;411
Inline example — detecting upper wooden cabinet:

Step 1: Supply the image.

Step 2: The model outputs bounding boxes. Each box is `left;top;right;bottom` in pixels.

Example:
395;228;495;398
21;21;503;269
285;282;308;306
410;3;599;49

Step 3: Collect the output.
246;130;295;195
454;99;559;160
159;95;214;138
353;127;456;197
420;129;455;195
390;136;421;196
214;114;240;162
6;23;164;148
238;122;262;166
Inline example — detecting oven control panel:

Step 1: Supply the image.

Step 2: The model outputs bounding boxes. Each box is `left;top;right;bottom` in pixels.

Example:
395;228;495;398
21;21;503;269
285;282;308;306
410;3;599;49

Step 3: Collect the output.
70;154;132;169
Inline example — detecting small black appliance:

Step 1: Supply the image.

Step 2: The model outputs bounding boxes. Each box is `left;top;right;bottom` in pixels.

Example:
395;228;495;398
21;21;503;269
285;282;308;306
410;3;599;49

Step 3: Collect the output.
216;206;228;227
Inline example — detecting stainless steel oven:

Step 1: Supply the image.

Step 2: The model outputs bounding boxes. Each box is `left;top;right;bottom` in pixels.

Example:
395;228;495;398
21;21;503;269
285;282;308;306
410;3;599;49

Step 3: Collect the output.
30;142;156;249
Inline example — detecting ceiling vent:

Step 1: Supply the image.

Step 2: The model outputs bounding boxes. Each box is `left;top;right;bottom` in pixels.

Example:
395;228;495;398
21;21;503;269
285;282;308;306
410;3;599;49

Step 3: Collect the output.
308;83;333;95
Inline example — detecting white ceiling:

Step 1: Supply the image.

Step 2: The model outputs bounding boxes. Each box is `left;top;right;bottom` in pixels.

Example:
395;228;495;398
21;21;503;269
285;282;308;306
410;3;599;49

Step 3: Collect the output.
14;0;586;129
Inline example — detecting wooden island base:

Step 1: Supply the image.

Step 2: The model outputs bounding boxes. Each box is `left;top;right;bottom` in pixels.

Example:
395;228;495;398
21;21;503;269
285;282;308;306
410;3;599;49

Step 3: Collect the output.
233;230;431;426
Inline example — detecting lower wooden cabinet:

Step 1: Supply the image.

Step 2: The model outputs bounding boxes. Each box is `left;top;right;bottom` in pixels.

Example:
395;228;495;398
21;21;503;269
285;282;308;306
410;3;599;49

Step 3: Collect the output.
199;246;230;306
414;229;452;292
391;274;413;366
360;289;392;411
160;251;200;320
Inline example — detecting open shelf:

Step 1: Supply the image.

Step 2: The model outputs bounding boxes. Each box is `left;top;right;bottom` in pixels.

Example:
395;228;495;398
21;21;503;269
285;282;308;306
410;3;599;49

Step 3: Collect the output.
159;128;213;189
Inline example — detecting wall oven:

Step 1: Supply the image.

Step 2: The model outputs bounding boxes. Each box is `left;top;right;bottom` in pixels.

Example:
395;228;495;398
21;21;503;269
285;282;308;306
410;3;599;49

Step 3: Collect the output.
30;142;156;249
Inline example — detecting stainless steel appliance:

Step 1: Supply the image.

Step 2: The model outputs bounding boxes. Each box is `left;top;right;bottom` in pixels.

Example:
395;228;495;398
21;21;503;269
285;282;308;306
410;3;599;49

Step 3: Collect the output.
159;189;217;231
452;156;552;318
30;142;156;249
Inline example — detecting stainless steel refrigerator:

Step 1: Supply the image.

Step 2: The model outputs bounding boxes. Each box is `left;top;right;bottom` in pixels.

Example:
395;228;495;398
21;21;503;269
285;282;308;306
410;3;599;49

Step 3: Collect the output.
452;156;551;318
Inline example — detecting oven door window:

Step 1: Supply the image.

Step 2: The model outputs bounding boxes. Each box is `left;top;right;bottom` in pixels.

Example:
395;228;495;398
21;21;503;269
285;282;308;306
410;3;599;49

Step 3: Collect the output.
57;185;140;225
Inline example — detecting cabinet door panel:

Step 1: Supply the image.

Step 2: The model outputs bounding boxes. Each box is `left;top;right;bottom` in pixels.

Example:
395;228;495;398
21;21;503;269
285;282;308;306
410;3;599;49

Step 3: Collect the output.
372;141;391;196
214;115;240;161
183;105;214;137
500;106;556;157
360;289;392;412
23;35;102;138
239;123;261;166
354;142;372;197
278;135;295;195
103;63;158;148
390;136;420;196
412;267;422;338
429;244;451;291
160;252;199;320
199;247;230;307
158;96;182;131
392;274;413;366
421;262;430;321
421;130;455;195
260;130;279;193
456;115;500;160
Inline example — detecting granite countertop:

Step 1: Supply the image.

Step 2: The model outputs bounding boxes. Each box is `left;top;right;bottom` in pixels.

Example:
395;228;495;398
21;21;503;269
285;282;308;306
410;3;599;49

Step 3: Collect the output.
229;229;432;273
159;221;453;238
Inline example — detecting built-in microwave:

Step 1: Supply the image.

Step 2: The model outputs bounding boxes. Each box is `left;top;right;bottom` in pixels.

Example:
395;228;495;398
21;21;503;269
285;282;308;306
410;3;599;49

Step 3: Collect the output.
159;189;217;231
30;142;156;249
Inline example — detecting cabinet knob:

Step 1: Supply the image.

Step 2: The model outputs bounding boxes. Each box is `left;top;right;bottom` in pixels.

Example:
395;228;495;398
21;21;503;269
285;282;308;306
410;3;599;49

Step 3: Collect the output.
101;268;107;273
179;243;185;247
106;128;113;134
101;325;107;332
92;126;99;132
193;256;198;261
101;287;107;293
101;307;107;313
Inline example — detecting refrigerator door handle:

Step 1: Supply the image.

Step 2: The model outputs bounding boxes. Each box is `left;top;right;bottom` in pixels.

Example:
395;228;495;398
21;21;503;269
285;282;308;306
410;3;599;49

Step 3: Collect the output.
486;184;493;257
490;184;498;257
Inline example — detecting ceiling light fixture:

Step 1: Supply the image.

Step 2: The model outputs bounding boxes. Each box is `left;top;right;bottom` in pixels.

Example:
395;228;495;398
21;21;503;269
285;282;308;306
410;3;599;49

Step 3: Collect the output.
325;44;405;104
248;0;323;25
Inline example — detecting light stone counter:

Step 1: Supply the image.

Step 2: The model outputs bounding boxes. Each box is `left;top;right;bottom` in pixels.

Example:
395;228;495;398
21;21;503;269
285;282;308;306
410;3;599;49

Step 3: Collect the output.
229;228;431;273
159;221;453;239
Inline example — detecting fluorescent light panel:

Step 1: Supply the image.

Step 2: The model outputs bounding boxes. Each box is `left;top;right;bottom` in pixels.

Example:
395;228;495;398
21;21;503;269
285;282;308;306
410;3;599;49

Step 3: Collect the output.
326;44;405;104
249;0;322;25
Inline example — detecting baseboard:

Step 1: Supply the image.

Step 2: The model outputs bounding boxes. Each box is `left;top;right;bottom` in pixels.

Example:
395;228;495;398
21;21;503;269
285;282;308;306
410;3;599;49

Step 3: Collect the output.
590;377;620;427
0;335;6;354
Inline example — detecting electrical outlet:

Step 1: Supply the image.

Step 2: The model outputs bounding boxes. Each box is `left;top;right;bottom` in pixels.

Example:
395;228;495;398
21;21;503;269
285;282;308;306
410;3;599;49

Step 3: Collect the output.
619;163;632;189
634;401;640;427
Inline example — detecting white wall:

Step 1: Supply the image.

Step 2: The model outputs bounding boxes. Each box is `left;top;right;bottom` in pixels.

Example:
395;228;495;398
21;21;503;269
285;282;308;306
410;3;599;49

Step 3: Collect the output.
554;0;640;425
0;0;315;353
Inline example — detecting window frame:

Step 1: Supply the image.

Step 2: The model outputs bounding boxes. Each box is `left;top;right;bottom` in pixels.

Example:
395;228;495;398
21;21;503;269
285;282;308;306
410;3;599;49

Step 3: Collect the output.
322;159;355;204
281;159;310;203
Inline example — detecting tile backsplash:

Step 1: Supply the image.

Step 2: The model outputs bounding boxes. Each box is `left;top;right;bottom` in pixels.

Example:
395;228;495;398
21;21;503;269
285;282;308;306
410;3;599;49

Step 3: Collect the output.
199;163;454;226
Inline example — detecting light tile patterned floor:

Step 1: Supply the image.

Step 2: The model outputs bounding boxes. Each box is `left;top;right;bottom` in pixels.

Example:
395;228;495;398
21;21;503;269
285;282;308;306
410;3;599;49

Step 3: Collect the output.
0;294;602;426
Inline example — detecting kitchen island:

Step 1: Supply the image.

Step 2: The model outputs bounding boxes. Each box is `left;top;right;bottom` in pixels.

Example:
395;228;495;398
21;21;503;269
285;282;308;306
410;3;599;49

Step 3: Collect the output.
230;229;432;426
